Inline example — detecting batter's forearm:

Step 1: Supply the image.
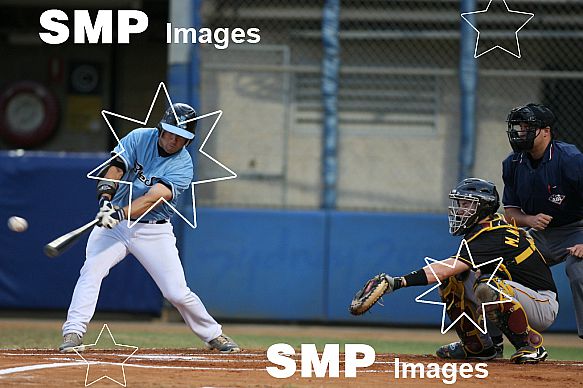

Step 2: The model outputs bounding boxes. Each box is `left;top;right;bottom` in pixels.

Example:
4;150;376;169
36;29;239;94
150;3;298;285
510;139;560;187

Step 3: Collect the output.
97;166;124;201
122;196;161;219
122;183;173;219
104;166;124;180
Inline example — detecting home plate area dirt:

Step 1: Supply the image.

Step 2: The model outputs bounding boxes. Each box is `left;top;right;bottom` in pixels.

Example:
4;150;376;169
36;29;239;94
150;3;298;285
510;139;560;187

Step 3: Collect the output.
0;349;581;387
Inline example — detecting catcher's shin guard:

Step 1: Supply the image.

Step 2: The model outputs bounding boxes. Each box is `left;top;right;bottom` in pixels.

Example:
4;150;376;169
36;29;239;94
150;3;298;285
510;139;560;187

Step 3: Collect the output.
438;274;493;357
474;276;545;363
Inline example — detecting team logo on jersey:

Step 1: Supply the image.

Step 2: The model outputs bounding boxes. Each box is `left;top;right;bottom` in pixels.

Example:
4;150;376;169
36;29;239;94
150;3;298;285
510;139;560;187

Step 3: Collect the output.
548;194;565;205
134;162;158;186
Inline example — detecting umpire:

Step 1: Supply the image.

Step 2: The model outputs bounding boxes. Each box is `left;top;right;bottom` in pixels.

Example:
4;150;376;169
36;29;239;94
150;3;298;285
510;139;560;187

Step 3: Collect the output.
502;103;583;339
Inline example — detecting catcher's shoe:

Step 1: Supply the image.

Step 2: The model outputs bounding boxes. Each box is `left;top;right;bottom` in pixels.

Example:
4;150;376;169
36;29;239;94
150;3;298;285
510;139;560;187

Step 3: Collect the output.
510;346;548;364
491;335;504;359
493;342;504;359
436;342;498;361
207;334;241;353
59;333;84;353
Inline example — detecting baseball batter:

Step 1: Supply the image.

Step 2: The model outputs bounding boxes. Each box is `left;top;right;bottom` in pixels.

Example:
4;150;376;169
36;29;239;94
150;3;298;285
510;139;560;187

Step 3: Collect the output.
59;103;240;353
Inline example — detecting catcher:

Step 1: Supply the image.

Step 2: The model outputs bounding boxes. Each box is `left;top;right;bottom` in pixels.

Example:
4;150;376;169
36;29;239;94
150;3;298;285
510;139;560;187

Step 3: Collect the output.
350;178;558;364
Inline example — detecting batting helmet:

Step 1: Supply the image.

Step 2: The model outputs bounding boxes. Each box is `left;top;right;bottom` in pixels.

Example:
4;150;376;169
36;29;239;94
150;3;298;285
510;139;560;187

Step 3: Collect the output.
506;103;555;152
448;178;499;236
157;103;197;143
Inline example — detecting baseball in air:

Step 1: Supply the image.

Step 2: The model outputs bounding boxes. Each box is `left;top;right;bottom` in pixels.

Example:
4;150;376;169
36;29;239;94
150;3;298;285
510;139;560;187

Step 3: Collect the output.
8;216;28;232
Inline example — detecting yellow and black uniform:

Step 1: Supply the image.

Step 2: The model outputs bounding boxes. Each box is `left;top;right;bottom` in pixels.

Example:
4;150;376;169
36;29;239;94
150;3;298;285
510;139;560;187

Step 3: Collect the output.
457;214;557;295
430;177;557;363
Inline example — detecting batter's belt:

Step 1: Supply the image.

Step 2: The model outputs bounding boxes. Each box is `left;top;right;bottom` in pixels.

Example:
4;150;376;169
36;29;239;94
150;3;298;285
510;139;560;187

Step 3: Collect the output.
130;219;169;224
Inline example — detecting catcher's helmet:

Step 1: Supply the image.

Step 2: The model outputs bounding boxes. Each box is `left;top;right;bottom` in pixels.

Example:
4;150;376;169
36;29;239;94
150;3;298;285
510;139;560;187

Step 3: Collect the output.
506;103;555;152
448;178;499;236
157;103;197;144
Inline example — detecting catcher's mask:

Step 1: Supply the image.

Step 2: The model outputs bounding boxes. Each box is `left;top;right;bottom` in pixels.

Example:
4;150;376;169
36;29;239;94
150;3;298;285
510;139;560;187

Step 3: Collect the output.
157;103;197;146
506;103;555;152
448;178;499;236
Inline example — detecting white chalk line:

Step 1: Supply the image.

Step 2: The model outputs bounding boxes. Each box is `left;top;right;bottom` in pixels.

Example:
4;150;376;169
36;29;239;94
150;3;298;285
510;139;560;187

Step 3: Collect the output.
0;352;397;378
4;351;583;368
1;352;582;380
5;351;583;368
0;362;87;376
0;352;263;357
47;357;276;364
0;361;391;376
1;352;397;364
0;352;395;364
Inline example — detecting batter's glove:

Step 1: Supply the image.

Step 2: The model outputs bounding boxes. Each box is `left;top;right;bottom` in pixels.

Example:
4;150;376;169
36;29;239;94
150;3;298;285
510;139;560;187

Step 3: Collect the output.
349;273;403;315
96;200;125;229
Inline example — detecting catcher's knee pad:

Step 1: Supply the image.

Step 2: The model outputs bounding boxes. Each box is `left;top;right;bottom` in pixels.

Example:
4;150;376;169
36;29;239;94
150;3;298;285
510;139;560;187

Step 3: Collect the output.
440;275;492;354
476;276;543;350
474;282;498;304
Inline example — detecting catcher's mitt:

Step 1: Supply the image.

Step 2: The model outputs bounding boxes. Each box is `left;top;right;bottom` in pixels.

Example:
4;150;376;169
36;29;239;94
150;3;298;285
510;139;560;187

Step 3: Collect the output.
349;273;390;315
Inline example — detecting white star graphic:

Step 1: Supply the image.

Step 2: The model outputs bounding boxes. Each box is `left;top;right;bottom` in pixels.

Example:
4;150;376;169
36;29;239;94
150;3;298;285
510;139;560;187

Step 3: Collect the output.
86;82;237;228
414;238;513;335
72;324;138;387
461;0;534;58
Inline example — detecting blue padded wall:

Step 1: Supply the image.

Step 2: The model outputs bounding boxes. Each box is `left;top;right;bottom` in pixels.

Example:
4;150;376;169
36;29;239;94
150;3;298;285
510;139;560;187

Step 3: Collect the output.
182;209;577;332
0;153;162;313
326;212;459;325
182;208;327;320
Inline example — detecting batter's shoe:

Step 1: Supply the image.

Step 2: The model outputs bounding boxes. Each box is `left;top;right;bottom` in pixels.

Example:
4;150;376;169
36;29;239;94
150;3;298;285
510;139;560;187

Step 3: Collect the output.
510;346;548;364
59;333;84;353
436;341;498;361
207;334;241;353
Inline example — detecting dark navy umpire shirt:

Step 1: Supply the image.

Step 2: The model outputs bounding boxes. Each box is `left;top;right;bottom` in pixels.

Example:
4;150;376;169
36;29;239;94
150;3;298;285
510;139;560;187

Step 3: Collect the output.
502;141;583;227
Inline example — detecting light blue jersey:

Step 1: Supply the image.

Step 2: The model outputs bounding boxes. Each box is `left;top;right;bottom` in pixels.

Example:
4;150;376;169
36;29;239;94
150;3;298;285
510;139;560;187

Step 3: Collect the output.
110;128;193;221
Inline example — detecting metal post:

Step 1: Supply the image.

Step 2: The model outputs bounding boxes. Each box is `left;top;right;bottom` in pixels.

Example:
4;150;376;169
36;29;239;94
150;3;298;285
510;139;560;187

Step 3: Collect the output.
168;0;193;103
167;0;200;231
321;0;341;209
459;0;478;181
189;0;202;113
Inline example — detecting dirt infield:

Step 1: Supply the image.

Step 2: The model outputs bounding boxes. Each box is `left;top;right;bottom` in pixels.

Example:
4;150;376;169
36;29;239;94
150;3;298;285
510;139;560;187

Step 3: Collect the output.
1;348;581;387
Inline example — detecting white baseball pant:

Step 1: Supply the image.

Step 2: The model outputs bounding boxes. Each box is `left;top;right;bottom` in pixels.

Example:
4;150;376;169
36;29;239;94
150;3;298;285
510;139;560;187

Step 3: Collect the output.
62;222;222;343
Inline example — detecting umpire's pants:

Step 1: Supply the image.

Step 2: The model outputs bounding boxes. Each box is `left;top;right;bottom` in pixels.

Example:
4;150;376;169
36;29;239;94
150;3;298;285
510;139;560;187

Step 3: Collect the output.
529;220;583;338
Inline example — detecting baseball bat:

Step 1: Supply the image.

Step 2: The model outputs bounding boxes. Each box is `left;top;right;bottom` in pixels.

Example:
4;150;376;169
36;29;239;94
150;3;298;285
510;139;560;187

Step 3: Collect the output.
44;219;99;258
